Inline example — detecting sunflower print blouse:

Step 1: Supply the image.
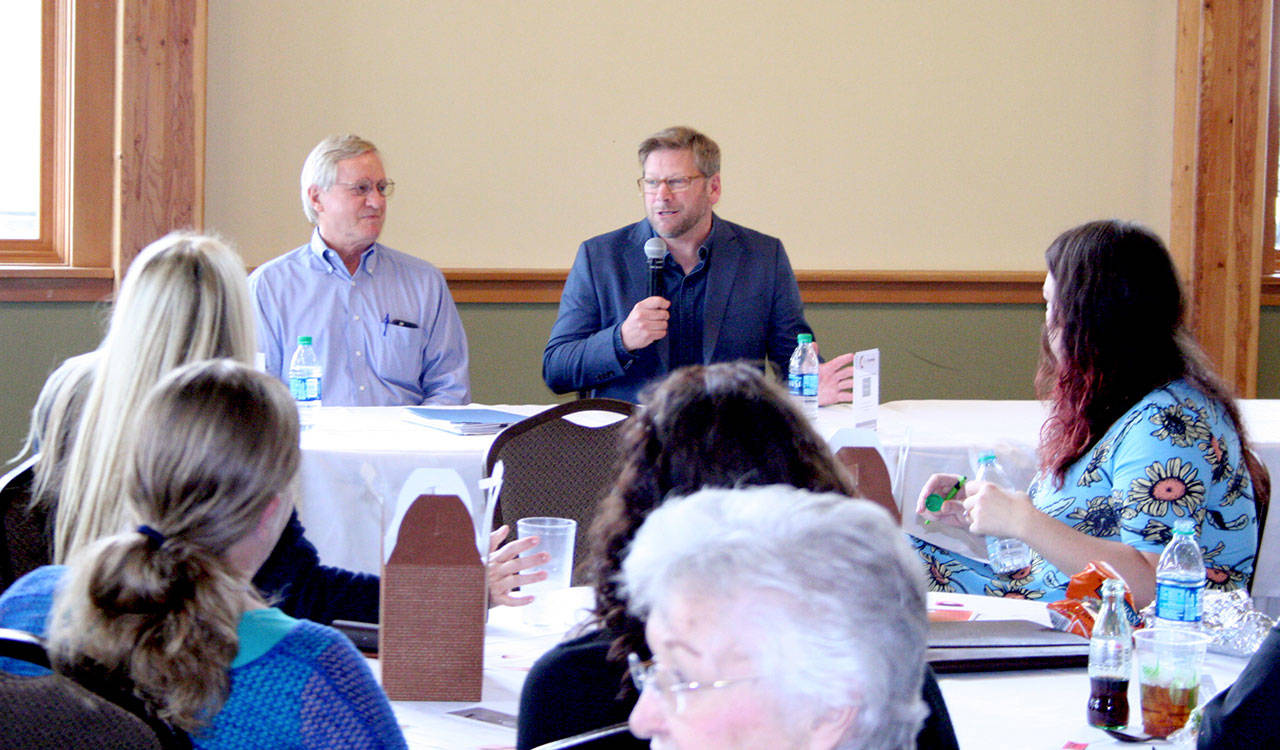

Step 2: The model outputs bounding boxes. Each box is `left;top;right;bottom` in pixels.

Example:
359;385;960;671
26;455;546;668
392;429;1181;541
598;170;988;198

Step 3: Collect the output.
911;379;1258;600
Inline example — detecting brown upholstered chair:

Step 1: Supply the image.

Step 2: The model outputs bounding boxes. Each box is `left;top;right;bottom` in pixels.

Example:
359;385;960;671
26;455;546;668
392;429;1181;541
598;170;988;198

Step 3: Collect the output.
0;628;188;749
1246;448;1271;595
485;399;635;584
0;456;51;593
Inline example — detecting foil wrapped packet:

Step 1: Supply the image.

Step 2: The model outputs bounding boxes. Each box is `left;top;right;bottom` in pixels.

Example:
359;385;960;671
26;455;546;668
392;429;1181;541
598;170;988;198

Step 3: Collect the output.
1201;589;1274;657
1138;589;1273;656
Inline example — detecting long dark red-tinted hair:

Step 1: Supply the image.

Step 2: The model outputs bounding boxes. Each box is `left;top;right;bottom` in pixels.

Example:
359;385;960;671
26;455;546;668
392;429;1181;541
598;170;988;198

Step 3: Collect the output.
1035;220;1247;486
586;362;855;693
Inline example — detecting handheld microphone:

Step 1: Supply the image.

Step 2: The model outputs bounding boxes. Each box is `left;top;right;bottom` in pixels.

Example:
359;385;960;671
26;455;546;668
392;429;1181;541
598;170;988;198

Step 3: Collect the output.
644;237;667;299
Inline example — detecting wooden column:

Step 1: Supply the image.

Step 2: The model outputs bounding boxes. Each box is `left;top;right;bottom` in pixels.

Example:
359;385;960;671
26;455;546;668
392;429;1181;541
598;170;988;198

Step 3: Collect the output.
1171;0;1273;397
115;0;206;276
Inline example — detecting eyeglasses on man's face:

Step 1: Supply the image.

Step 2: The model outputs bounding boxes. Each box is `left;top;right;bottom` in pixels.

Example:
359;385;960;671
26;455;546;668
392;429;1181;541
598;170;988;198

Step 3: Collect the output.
637;175;706;194
627;652;758;715
333;179;396;198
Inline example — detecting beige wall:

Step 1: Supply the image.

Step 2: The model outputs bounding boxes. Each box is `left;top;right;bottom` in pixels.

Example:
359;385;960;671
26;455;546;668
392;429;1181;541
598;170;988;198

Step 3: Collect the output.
205;1;1176;271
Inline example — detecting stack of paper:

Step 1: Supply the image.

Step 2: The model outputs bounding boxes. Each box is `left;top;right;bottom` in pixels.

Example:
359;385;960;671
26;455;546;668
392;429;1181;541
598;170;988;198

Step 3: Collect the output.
404;407;526;435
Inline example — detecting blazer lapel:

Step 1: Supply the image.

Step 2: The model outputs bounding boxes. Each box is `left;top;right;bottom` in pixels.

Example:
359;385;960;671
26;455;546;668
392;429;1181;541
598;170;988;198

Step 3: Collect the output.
702;220;742;363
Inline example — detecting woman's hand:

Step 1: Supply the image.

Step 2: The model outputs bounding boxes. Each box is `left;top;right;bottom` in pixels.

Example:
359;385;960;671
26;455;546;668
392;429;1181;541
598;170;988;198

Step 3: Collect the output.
486;525;549;607
915;473;973;528
961;482;1038;539
916;474;1039;539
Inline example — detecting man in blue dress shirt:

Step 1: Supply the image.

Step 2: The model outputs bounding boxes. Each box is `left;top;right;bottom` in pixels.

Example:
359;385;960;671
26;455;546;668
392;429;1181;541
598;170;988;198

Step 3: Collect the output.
250;135;469;406
543;126;853;403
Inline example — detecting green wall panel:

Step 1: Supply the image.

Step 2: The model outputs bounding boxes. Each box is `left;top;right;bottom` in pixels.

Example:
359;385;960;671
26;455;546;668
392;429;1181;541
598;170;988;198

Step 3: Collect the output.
0;302;108;458
4;300;1273;462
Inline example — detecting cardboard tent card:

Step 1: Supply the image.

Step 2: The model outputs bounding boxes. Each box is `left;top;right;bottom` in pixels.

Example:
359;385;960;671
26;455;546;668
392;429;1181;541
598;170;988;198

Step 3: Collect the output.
380;494;485;701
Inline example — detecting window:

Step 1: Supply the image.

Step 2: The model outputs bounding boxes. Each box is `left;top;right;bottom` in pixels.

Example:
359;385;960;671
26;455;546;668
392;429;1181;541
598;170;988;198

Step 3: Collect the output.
0;2;42;240
0;0;113;277
0;1;54;255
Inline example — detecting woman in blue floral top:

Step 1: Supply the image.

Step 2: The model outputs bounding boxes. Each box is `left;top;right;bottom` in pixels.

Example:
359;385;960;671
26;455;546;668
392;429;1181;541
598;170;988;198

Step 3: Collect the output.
914;220;1260;607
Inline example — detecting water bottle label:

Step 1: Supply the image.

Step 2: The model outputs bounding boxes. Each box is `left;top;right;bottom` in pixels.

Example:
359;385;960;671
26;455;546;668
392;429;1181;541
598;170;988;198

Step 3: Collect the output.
788;372;802;396
290;375;322;403
1154;581;1202;623
800;373;818;398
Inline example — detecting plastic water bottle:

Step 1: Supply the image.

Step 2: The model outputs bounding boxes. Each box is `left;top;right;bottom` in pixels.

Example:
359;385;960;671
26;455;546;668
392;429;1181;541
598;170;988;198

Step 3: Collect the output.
288;335;323;428
1154;519;1205;629
976;453;1033;574
788;333;819;418
1087;577;1132;729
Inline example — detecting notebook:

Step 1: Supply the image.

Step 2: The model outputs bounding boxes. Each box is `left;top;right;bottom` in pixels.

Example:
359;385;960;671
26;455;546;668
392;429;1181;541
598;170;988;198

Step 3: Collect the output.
404;407;526;435
927;619;1090;673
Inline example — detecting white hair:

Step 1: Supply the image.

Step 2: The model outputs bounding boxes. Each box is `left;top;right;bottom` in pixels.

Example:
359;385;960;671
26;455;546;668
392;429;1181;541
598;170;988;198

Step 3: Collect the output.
623;485;929;750
299;134;379;223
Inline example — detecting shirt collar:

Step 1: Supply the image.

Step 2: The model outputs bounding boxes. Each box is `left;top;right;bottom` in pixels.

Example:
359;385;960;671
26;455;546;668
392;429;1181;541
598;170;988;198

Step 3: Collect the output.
644;213;720;261
307;228;382;277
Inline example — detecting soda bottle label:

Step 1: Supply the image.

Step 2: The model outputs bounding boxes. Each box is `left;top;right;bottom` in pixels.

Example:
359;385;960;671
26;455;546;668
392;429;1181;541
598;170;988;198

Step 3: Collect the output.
1154;580;1202;623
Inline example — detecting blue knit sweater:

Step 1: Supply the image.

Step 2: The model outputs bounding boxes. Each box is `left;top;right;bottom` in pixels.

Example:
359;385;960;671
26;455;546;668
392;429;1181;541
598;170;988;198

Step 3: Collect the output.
0;566;406;749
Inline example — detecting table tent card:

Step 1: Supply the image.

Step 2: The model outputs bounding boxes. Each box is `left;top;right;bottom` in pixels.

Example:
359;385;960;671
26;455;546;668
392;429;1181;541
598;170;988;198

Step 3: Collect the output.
852;348;879;429
380;494;485;701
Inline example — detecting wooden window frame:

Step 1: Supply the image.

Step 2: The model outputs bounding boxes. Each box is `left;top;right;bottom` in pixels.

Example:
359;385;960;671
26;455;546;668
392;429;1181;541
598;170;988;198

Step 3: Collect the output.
1;2;59;261
0;0;114;299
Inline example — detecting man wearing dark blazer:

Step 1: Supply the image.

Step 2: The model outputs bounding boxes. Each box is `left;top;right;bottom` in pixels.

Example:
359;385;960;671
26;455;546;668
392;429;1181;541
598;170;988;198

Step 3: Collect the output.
543;126;854;403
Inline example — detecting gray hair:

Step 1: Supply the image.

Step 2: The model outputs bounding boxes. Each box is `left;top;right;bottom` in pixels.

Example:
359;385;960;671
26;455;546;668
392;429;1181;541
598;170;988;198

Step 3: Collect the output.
299;134;379;223
638;126;720;177
623;485;928;750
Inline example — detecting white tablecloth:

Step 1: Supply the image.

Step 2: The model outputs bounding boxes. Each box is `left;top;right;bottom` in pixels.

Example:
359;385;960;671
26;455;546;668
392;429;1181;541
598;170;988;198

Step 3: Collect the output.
299;399;1280;612
381;590;1250;749
298;405;548;574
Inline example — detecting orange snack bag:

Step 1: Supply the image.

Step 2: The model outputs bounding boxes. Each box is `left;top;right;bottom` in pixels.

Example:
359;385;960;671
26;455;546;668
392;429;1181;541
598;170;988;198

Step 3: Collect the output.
1047;561;1142;636
1046;597;1094;638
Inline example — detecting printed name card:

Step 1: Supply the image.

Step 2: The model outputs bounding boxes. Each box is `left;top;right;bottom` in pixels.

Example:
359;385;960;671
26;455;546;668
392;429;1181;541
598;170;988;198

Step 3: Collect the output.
853;348;880;429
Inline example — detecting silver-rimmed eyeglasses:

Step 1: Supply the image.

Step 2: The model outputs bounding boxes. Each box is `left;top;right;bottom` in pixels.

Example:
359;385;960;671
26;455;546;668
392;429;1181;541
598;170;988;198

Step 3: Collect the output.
627;652;757;715
334;179;396;198
637;175;706;194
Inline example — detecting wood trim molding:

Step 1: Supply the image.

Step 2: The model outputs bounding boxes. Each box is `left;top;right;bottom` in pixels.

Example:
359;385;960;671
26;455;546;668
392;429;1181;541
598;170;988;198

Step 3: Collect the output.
1261;274;1280;305
793;270;1045;304
115;0;206;273
0;276;113;302
1171;0;1273;397
16;268;1280;307
440;269;1047;305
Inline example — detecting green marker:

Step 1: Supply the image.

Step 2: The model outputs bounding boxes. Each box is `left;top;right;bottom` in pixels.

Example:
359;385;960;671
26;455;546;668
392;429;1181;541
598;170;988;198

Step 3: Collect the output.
923;476;966;524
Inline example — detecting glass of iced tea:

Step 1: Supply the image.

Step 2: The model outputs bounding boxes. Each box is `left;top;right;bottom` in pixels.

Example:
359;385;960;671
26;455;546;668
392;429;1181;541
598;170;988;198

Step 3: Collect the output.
1132;629;1211;738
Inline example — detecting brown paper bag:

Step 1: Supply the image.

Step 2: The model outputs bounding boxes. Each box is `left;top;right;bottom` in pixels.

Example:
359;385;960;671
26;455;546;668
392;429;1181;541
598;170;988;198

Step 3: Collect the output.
379;494;485;701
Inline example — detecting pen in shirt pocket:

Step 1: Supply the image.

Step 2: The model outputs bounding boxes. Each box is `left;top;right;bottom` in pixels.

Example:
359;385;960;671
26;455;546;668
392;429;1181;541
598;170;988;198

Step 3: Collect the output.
382;313;419;336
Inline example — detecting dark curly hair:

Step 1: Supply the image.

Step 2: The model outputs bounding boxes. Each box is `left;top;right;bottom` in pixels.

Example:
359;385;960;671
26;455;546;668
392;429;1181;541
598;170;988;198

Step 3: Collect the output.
1036;220;1252;487
584;362;855;694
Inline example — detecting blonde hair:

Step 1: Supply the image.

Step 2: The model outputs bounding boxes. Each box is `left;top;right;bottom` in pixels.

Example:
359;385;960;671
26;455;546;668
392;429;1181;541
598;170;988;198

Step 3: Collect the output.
51;232;256;563
25;352;97;509
637;126;720;177
48;359;300;732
